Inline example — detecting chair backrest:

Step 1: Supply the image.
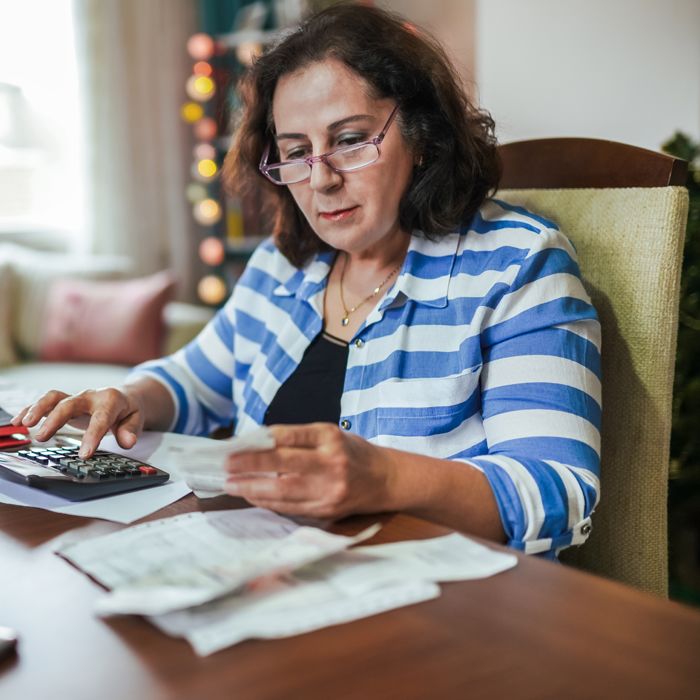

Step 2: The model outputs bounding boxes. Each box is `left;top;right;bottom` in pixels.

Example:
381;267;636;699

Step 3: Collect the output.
498;138;688;597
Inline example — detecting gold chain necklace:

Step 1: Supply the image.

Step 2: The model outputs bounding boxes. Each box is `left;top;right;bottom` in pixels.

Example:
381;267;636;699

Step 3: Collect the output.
338;253;401;327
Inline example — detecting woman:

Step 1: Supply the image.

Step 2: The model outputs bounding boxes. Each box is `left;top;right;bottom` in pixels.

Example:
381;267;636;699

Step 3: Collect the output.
13;5;601;558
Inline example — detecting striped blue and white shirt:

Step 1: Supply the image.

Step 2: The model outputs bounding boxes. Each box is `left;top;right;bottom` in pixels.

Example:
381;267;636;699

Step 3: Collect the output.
131;198;601;557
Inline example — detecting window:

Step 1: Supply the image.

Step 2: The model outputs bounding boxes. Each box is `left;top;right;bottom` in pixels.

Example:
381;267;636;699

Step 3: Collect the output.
0;0;83;245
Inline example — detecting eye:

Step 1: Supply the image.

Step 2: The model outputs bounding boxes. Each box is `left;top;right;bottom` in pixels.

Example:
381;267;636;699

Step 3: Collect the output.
284;146;309;161
337;132;367;148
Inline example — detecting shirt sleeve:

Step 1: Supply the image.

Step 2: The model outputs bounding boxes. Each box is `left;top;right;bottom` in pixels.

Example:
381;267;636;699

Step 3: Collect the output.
465;226;601;557
125;297;236;436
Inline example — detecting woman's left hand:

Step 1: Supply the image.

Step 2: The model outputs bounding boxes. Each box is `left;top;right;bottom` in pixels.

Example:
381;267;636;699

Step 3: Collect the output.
223;423;392;519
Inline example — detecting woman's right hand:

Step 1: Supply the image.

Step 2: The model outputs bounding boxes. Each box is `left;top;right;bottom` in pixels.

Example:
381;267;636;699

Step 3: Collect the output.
11;387;146;459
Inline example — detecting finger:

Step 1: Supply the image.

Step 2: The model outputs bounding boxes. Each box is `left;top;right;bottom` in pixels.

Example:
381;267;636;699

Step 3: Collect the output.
269;422;342;449
79;409;123;458
224;473;310;502
19;390;69;427
11;404;33;425
114;411;142;449
227;446;324;476
33;393;92;441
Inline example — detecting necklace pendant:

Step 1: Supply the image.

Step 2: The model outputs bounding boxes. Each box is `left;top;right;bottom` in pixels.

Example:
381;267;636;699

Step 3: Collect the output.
341;316;350;327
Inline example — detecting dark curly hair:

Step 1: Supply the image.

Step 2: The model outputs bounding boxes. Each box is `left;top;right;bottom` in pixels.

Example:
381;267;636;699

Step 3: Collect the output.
223;2;500;268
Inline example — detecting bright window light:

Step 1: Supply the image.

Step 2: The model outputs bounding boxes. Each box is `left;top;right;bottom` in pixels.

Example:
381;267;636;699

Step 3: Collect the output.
0;0;84;243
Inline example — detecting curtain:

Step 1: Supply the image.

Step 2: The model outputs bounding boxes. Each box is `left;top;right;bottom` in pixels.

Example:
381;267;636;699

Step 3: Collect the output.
72;0;200;298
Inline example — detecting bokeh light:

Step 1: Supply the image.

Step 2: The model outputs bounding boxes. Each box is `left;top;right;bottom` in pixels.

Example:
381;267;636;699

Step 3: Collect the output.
199;236;225;266
193;198;222;225
187;33;215;61
194;158;218;180
193;61;212;77
185;182;207;203
194;117;217;141
193;143;216;161
186;75;216;102
198;275;227;305
180;102;204;123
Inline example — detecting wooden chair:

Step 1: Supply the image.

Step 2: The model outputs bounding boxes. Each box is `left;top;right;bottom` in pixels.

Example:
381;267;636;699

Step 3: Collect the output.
497;138;688;597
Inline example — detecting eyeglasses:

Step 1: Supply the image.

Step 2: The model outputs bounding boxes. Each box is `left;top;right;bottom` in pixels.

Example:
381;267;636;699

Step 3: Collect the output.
259;106;399;185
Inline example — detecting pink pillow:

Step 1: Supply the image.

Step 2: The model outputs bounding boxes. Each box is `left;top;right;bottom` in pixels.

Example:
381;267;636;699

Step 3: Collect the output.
40;271;176;365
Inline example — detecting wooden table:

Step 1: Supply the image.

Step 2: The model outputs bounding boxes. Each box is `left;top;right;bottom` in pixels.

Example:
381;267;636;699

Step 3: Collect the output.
1;494;699;700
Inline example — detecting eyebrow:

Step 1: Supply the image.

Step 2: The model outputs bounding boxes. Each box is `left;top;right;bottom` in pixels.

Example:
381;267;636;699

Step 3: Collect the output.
275;114;375;141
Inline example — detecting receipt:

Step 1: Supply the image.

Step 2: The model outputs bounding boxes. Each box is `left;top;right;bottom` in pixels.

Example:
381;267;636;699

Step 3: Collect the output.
150;533;516;656
153;575;440;656
167;427;277;498
301;533;518;596
57;507;381;616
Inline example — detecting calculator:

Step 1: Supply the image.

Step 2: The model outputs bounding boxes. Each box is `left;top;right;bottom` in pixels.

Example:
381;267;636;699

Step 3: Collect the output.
0;446;169;501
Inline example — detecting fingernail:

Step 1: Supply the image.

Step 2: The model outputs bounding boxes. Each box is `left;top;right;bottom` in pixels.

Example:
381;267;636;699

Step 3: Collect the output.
35;430;46;441
22;412;34;425
79;448;90;459
226;481;241;495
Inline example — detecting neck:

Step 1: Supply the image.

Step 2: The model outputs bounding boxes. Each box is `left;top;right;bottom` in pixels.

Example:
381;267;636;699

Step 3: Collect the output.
341;231;409;278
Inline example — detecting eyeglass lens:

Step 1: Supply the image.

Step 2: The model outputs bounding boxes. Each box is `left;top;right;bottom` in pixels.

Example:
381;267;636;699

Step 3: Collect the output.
266;143;380;184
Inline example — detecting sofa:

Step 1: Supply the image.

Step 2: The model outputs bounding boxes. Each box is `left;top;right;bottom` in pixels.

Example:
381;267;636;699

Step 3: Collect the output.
0;243;214;404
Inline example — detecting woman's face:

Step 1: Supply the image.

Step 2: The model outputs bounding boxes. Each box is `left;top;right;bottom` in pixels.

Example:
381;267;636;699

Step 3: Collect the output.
271;58;415;258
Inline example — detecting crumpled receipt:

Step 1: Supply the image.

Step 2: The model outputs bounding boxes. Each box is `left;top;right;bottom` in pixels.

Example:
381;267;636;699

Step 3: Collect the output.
167;426;277;498
56;507;381;616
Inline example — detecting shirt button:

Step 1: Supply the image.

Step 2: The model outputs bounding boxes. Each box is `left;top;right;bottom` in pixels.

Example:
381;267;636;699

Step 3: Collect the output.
581;523;592;536
340;419;352;430
354;338;364;348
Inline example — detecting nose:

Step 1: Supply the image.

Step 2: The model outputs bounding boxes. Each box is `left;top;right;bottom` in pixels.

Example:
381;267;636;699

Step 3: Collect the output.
308;157;343;192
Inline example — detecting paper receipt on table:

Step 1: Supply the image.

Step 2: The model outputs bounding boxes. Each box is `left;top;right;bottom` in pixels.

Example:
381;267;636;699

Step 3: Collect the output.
57;507;381;616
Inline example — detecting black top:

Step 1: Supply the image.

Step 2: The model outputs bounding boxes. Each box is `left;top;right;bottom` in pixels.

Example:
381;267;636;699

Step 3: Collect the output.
264;330;349;426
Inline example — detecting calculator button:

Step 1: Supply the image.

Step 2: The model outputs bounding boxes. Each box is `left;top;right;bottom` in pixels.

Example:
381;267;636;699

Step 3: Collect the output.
90;470;109;480
138;466;157;475
33;456;50;465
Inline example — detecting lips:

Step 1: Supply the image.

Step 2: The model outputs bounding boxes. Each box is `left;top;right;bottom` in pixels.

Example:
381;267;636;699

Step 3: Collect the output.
318;206;359;222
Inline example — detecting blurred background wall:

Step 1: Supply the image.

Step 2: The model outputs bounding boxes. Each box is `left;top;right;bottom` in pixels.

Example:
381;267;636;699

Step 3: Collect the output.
384;0;700;151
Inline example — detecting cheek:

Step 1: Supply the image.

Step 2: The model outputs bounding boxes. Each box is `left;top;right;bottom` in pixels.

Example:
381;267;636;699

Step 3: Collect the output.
288;186;312;218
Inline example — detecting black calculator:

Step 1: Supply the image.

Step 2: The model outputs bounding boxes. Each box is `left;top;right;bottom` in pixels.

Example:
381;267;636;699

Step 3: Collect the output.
0;446;169;501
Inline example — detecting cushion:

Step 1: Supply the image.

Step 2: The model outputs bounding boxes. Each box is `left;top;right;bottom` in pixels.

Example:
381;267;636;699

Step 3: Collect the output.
39;270;177;365
0;243;134;358
0;261;17;366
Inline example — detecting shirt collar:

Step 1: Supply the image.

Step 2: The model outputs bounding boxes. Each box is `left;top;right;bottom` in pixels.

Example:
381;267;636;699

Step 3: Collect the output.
273;228;463;309
379;229;462;311
273;249;336;301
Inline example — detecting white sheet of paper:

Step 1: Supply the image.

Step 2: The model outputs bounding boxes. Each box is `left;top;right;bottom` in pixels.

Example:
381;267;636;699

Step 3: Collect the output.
57;507;381;616
0;474;191;524
152;575;440;656
149;532;515;655
300;533;518;596
99;427;276;499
